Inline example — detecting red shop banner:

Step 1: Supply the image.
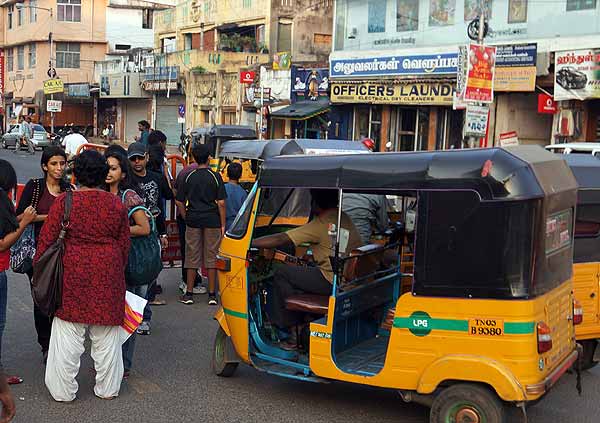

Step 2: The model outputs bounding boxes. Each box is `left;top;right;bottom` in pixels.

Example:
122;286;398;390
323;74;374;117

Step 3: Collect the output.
465;44;497;103
538;93;557;114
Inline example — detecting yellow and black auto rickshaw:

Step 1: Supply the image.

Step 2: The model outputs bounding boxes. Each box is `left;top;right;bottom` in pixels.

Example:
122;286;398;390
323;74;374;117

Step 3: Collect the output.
188;124;256;167
213;146;581;423
564;154;600;369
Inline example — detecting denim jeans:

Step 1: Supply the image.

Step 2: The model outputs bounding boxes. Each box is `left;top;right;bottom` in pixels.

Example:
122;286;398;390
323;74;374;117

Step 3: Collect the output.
0;272;7;368
122;284;149;371
142;280;155;322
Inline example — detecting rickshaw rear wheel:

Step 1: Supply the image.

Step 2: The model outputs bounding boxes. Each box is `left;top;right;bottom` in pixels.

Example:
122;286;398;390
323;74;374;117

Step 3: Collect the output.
212;326;239;377
429;384;506;423
579;340;599;370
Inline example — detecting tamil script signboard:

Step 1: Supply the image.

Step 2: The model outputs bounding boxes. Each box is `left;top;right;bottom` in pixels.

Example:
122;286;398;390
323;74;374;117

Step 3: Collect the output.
555;49;600;101
330;52;458;78
494;43;537;92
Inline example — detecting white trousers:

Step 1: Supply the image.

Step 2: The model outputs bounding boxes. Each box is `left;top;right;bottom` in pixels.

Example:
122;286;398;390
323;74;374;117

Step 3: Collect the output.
45;317;124;402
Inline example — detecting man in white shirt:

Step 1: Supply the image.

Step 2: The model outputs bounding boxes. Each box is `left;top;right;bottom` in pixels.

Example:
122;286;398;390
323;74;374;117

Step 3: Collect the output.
62;127;88;158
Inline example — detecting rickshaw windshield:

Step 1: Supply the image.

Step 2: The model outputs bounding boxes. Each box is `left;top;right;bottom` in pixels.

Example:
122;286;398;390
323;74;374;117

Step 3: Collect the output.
226;184;258;239
256;188;311;228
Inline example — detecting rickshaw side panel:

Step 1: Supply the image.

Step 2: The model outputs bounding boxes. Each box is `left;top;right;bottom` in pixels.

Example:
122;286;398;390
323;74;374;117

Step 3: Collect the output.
573;262;600;340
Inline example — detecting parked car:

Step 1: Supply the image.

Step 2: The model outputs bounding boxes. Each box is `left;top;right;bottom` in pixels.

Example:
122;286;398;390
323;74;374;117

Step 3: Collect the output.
1;123;50;149
545;142;600;156
556;67;588;90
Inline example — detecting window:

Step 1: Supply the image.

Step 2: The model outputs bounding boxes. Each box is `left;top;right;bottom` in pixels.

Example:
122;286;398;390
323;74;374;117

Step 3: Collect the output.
567;0;596;10
226;186;256;239
397;0;418;31
184;33;192;50
56;42;80;68
142;9;153;29
17;46;24;70
368;0;386;33
6;48;13;72
243;0;252;7
30;0;38;23
29;44;36;68
277;22;292;52
57;0;81;22
17;4;24;26
7;5;13;29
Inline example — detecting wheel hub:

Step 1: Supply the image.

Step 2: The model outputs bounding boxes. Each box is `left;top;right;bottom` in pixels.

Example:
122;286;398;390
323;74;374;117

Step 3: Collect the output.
455;407;480;423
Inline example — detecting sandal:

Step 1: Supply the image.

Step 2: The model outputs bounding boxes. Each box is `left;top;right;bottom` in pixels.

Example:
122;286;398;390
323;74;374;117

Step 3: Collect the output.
7;376;23;385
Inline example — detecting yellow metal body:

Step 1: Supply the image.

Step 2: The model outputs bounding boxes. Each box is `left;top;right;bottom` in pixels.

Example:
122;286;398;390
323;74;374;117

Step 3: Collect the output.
573;262;600;341
211;158;256;185
216;191;577;403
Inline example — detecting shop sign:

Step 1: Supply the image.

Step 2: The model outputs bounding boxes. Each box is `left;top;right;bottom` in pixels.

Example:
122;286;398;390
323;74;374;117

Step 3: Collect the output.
291;67;329;102
494;43;537;92
43;79;64;95
46;100;62;113
67;83;90;98
142;81;178;92
273;52;292;70
538;94;557;114
464;44;496;103
331;82;454;105
240;71;256;84
499;131;519;147
554;49;600;101
464;104;489;137
330;52;458;78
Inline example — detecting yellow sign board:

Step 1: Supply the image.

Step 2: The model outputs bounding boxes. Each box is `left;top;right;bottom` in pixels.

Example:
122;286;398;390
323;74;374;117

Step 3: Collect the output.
331;82;454;105
43;79;64;95
494;66;536;92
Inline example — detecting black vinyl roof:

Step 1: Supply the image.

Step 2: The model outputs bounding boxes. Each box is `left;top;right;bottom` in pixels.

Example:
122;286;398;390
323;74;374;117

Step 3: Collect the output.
270;99;330;120
259;146;578;201
563;154;600;204
218;139;368;160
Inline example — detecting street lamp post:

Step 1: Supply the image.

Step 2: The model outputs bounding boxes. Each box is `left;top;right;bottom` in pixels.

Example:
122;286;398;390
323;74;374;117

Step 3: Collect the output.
15;3;55;133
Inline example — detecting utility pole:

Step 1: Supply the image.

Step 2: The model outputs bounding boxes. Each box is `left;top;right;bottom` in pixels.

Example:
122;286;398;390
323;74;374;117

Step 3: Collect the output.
478;0;485;44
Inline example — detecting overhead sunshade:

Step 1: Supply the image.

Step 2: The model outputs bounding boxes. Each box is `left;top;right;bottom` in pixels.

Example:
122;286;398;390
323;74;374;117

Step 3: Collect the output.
269;100;330;121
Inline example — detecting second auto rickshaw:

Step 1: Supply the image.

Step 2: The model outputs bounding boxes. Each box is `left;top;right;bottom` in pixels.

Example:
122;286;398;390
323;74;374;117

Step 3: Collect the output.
213;146;581;423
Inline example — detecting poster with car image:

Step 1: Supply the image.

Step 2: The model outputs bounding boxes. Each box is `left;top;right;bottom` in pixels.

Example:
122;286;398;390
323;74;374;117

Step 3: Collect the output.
555;49;600;101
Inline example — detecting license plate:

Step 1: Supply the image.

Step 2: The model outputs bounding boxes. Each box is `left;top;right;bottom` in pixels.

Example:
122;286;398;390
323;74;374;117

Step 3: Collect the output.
469;318;504;336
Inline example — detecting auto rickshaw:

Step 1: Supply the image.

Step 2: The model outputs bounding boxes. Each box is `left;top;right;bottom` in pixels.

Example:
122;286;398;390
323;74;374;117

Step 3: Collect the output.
213;146;581;423
188;124;256;167
216;138;369;185
564;154;600;369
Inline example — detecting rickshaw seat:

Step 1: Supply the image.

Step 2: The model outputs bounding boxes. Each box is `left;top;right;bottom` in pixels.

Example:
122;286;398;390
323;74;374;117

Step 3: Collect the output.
285;294;329;315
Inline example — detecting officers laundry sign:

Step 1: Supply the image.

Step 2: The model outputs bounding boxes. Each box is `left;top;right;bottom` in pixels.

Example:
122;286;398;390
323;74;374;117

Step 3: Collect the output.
330;53;458;78
555;49;600;101
331;82;454;105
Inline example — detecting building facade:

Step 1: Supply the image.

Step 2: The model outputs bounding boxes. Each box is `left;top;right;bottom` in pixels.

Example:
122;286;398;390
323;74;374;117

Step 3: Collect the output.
331;0;600;150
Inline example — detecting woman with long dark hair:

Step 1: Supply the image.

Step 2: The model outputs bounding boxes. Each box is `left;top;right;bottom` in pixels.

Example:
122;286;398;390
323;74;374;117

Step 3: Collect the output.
105;150;151;378
16;146;69;363
0;159;37;387
38;150;130;401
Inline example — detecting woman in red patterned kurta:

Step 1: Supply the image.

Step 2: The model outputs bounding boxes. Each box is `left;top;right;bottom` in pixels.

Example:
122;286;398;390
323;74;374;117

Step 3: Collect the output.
36;150;130;402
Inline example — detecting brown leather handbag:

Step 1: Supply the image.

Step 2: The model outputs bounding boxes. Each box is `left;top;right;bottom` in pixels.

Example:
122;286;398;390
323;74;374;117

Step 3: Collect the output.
31;190;72;316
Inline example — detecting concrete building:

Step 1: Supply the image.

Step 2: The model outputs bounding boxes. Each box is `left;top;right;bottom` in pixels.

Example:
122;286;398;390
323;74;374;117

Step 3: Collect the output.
331;0;600;150
152;0;333;135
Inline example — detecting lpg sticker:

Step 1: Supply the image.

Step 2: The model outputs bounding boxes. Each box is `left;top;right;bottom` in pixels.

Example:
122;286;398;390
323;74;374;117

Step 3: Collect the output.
469;318;504;336
408;311;432;337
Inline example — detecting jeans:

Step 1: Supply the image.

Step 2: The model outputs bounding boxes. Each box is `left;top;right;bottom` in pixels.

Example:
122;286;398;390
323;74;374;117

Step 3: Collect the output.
0;272;7;368
122;284;149;371
142;280;155;322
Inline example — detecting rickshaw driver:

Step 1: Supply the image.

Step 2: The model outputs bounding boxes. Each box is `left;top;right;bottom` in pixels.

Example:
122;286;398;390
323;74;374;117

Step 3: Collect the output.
251;189;361;349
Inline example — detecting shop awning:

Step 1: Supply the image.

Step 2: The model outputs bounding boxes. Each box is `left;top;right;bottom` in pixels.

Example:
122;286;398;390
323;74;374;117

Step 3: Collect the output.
270;99;330;121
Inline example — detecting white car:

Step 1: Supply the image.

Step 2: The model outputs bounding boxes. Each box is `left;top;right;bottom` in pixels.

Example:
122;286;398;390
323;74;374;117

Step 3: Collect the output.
545;142;600;157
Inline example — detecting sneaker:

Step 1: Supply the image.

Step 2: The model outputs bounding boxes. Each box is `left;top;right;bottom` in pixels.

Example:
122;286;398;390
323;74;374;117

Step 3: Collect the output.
136;321;150;335
179;293;194;305
208;294;218;306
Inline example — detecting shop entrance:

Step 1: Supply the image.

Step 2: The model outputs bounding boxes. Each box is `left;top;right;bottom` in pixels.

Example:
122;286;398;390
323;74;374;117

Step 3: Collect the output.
436;108;465;150
389;107;429;151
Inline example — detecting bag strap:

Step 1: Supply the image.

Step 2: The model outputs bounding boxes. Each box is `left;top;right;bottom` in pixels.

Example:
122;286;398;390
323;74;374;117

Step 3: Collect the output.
128;205;157;233
121;189;136;204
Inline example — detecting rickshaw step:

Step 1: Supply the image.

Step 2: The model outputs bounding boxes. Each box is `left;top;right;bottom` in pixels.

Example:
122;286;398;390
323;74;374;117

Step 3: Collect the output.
336;337;388;376
251;354;329;383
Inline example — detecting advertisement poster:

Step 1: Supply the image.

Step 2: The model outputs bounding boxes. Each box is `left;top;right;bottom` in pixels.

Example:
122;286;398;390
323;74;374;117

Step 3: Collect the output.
429;0;455;27
538;93;557;114
508;0;528;23
331;82;454;105
291;67;329;102
464;104;489;137
397;0;419;31
555;49;600;101
464;0;492;20
499;131;519;146
368;0;386;33
273;52;292;70
494;43;536;91
464;44;496;103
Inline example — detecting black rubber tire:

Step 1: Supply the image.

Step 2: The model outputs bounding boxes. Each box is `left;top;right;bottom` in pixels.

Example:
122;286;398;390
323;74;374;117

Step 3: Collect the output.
212;326;239;377
580;340;599;371
430;384;506;423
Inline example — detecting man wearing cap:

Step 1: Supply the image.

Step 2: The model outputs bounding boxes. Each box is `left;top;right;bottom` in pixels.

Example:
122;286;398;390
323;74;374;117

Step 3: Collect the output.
128;142;173;335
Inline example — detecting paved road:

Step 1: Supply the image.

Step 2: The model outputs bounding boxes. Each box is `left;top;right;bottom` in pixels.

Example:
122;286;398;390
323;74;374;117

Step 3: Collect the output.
2;149;600;423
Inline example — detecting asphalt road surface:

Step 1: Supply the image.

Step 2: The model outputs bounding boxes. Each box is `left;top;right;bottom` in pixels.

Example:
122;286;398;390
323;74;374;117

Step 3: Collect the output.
2;149;600;423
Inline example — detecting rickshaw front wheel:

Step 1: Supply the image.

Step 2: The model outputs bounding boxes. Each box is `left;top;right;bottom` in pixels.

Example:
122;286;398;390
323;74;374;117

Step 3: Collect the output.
212;326;239;377
429;384;506;423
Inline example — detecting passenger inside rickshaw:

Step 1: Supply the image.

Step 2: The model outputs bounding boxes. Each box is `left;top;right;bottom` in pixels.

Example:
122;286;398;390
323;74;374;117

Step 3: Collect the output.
247;188;412;368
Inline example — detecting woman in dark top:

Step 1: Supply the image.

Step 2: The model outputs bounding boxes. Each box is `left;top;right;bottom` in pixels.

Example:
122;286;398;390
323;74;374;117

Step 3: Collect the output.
0;159;37;386
37;150;130;402
15;146;69;362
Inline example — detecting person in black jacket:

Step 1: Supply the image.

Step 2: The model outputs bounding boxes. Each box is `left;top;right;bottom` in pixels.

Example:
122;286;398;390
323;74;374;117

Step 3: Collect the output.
15;147;69;362
128;142;173;335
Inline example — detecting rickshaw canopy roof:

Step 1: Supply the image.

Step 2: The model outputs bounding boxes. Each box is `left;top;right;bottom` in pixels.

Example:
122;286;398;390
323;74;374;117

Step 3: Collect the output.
208;125;256;139
259;146;577;201
563;154;600;204
218;139;369;160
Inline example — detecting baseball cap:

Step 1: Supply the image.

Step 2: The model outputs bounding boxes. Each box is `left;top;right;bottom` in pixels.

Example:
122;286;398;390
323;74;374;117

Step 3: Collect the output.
127;142;147;159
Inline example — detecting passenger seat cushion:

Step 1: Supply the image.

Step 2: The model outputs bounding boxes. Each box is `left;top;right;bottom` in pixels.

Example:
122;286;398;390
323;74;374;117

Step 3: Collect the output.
285;294;329;315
